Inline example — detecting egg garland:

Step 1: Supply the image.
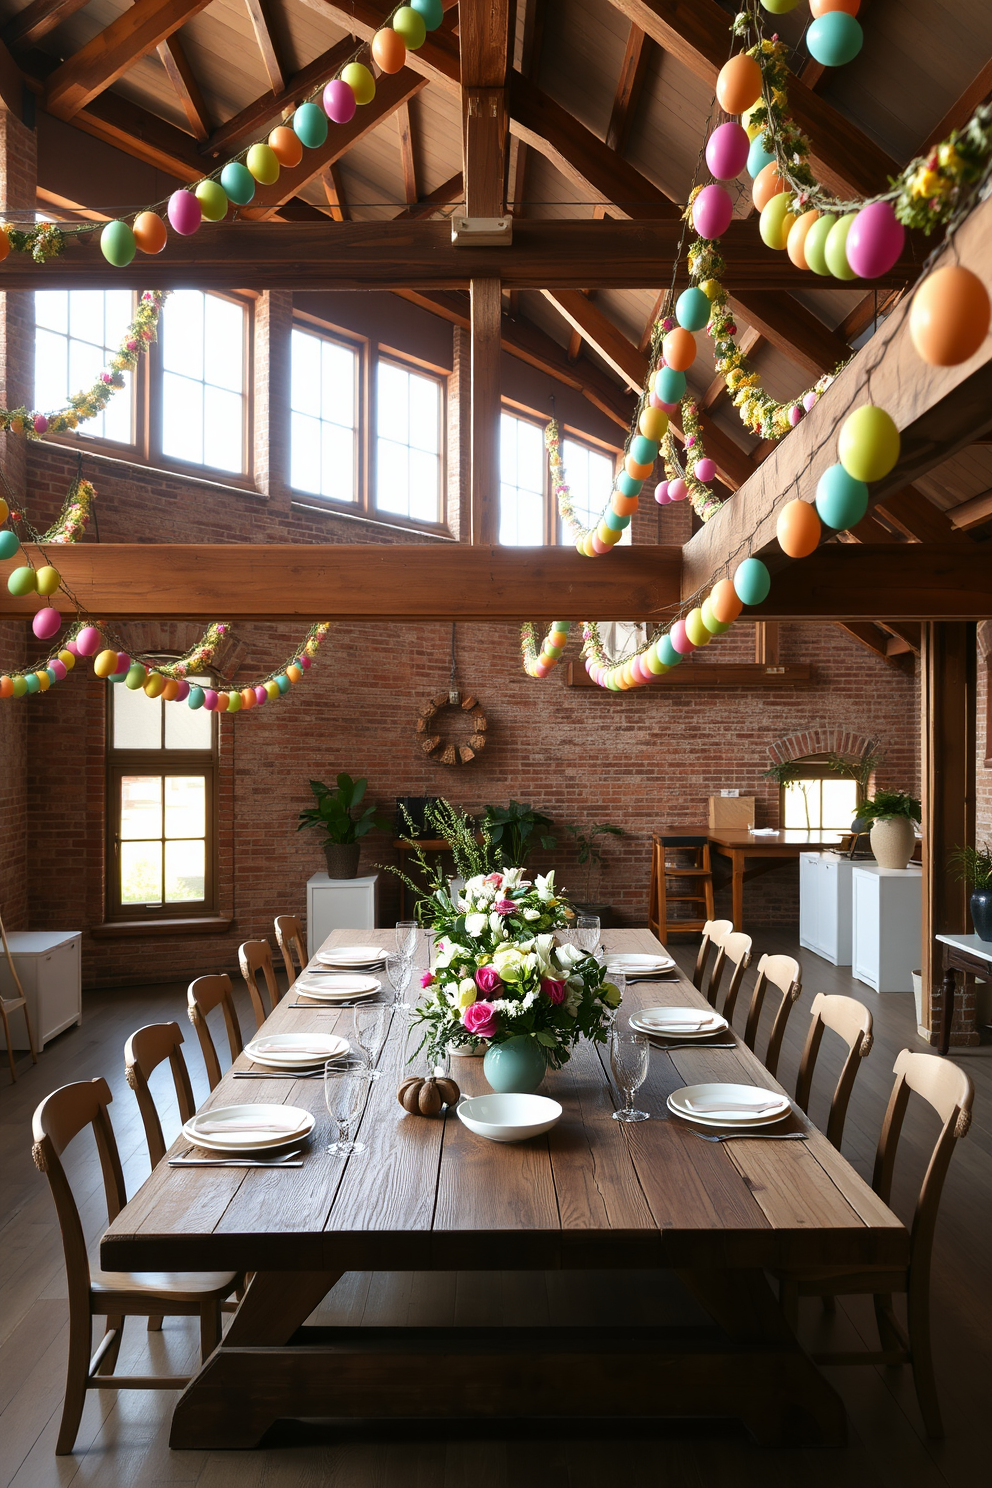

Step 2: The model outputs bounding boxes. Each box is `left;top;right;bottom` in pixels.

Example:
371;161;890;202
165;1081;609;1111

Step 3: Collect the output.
521;620;571;678
909;265;991;367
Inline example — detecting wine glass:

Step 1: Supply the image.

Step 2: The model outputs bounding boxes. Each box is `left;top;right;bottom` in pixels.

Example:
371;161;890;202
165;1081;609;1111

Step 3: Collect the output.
352;1004;391;1079
386;950;414;1010
603;965;625;1021
609;1028;650;1122
324;1054;374;1156
395;920;418;961
576;914;601;955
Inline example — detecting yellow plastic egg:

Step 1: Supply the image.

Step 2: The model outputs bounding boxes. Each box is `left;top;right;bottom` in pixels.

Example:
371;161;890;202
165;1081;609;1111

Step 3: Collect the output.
58;648;75;670
246;143;280;185
684;608;713;647
759;193;796;250
35;565;61;596
838;406;900;483
93;649;118;678
638;406;669;442
144;673;165;698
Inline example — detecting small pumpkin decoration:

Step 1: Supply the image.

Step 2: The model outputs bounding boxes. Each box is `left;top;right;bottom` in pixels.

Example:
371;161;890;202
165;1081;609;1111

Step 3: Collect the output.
398;1074;460;1116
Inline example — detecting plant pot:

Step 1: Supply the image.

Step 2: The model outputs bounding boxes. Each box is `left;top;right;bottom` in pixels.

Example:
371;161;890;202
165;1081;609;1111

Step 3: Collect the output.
869;816;915;871
850;815;869;836
483;1035;547;1094
573;901;612;927
323;841;361;879
971;888;992;942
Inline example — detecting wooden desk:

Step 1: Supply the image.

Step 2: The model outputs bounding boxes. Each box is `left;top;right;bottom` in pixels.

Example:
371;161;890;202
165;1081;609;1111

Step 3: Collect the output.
102;927;906;1449
706;829;849;930
935;932;989;1052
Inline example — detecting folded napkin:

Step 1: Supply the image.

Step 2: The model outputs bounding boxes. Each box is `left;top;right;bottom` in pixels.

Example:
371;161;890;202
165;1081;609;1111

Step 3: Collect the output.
255;1043;326;1054
642;1017;711;1030
683;1096;783;1115
194;1119;303;1134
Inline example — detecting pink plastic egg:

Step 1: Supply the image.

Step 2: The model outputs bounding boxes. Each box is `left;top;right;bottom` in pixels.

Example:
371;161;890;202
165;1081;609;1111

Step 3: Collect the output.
168;190;202;235
654;480;670;504
48;658;67;681
32;607;62;640
202;689;219;711
669;619;696;655
300;654;311;669
323;79;357;123
803;391;818;412
694;457;716;483
75;624;102;656
254;685;268;705
533;661;551;677
668;478;688;502
65;638;80;656
845;201;905;281
34;414;48;434
115;653;131;672
788;404;803;426
705;122;750;181
692;184;734;240
590;534;611;554
173;680;190;702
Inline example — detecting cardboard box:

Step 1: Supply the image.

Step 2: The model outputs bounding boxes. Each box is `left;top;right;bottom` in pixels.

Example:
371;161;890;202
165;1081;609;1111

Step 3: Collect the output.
708;795;755;830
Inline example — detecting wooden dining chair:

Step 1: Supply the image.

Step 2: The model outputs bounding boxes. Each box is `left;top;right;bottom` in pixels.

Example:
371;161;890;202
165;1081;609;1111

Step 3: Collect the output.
0;908;39;1082
708;931;753;1019
186;974;243;1089
273;915;307;985
794;993;874;1151
691;918;733;993
31;1078;237;1454
124;1022;196;1169
740;952;802;1078
238;939;281;1029
777;1050;974;1438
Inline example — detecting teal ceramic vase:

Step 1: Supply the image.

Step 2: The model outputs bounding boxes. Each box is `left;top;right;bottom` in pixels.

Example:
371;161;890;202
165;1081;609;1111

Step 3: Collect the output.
483;1035;547;1094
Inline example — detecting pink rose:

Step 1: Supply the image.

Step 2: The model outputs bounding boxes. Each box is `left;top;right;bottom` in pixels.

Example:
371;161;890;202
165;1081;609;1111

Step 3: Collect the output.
463;1001;498;1039
475;964;503;995
420;971;435;988
494;898;516;915
485;873;503;886
541;977;567;1005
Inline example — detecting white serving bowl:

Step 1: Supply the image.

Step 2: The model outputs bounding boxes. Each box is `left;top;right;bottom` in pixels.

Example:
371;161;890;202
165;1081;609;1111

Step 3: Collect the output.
456;1093;563;1143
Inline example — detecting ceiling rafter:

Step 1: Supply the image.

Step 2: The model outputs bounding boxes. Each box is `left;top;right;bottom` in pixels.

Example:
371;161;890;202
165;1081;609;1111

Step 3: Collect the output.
156;32;211;141
2;0;90;49
606;22;650;154
44;0;214;119
392;171;463;220
202;38;356;156
243;0;286;94
321;162;349;221
396;100;417;205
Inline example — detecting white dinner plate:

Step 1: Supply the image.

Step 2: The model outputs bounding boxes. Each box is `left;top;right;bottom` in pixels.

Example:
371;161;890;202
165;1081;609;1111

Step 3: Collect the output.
667;1082;791;1128
630;1006;728;1037
294;973;381;1001
316;945;387;967
607;952;675;974
244;1033;349;1069
182;1103;315;1153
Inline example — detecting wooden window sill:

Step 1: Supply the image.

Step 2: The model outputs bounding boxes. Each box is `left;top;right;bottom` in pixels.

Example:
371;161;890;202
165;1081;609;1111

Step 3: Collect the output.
91;917;233;938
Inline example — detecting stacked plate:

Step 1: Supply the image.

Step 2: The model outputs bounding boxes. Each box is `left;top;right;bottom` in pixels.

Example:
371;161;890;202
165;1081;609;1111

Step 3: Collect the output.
606;951;675;979
182;1103;315;1154
295;971;381;1001
316;944;387;970
667;1082;792;1129
244;1031;349;1072
630;1006;729;1039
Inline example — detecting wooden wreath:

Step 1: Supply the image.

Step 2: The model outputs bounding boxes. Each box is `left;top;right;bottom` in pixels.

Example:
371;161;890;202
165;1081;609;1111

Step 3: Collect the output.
415;693;488;765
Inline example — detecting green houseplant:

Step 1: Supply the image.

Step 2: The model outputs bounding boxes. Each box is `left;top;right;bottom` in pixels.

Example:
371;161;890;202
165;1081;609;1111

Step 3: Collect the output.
764;760;816;829
565;821;625;916
949;843;992;942
298;774;390;879
482;801;556;868
860;789;921;871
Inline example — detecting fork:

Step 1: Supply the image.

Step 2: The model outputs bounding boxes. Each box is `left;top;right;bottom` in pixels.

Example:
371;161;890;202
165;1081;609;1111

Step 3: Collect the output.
169;1145;305;1167
684;1130;809;1143
648;1039;736;1051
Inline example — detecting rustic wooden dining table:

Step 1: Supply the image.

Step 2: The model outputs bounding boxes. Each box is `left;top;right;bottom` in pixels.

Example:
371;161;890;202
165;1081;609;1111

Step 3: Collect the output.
101;927;908;1450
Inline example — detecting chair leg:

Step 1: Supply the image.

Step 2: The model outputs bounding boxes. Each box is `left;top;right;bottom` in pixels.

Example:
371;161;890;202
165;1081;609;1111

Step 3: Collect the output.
873;1292;903;1355
56;1310;93;1455
822;1294;836;1314
147;1315;163;1332
779;1278;799;1333
96;1315;125;1375
907;1287;944;1438
199;1300;222;1360
1;1004;16;1084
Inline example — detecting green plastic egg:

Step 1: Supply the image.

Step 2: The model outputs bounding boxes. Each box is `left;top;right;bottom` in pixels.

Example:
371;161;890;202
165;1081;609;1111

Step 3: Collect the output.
675;287;711;332
761;0;800;11
196;179;229;222
246;143;280;185
341;62;376;104
0;529;19;560
220;162;256;205
825;213;858;281
100;220;136;267
7;565;37;596
630;434;659;466
838;406;901;484
392;6;427;49
125;663;147;689
35;565;60;596
701;597;731;634
227;690;242;712
265;679;281;700
804;212;836;276
12;674;27;697
293;102;328;149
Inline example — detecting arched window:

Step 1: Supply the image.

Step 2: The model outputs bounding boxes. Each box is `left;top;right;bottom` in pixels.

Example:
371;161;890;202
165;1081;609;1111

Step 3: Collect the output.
773;754;861;831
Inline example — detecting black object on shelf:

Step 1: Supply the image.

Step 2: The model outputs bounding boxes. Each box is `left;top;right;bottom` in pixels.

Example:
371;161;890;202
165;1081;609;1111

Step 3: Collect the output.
395;796;440;838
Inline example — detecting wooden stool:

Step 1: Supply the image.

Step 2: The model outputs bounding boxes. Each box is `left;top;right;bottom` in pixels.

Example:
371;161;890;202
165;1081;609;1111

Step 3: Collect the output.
649;833;716;941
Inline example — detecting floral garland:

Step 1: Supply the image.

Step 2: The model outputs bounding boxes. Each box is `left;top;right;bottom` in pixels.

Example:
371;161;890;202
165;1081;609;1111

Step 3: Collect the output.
520;618;571;678
0;291;168;438
660;399;725;520
37;478;96;544
5;221;66;263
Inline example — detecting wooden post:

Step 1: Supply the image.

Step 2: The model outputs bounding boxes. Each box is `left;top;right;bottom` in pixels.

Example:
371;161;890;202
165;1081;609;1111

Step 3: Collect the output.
754;622;780;666
470;276;502;545
920;622;977;1047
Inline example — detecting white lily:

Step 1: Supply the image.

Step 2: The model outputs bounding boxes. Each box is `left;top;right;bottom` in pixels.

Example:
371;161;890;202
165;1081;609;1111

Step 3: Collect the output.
464;912;488;938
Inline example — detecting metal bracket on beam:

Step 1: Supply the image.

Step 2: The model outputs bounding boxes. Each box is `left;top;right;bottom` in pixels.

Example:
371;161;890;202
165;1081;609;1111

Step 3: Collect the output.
451;216;513;246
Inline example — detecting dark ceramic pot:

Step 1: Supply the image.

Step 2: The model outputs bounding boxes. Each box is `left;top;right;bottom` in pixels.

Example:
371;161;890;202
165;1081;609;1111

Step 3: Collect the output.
971;888;992;943
324;841;361;879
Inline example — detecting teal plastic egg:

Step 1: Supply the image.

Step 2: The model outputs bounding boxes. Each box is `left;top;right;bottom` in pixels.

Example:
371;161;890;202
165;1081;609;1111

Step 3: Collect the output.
411;0;443;27
630;434;659;466
603;508;630;532
45;667;58;685
7;565;37;596
220;162;256;205
188;686;205;709
747;136;775;179
100;220;136;267
196;179;229;222
0;529;19;560
815;463;869;529
615;473;643;499
675;287;711;332
807;13;863;68
838;406;901;483
733;557;771;607
293;102;328;149
276;674;291;694
655;366;686;404
825;213;858;280
24;672;40;693
655;634;683;670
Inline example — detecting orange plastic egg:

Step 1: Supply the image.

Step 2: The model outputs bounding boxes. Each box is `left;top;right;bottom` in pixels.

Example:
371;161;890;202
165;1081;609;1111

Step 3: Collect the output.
372;27;407;73
662;328;696;372
776;498;822;558
268;125;304;168
909;266;991;367
715;54;762;116
0;229;10;263
752;162;787;212
612;494;639;517
132;211;167;254
786;209;819;270
810;0;860;15
625;456;654;481
161;679;179;701
710;578;744;625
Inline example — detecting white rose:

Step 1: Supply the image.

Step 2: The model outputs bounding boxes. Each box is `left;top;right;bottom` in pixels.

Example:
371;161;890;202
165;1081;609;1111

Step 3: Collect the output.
522;908;540;921
465;875;486;897
464;912;488;938
556;942;585;969
489;911;504;934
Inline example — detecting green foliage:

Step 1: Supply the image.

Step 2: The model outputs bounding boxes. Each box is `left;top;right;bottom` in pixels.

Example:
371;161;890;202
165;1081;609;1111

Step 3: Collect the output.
824;741;883;803
860;790;922;825
383;799;500;921
565;821;625;899
949;843;992;890
483;800;557;867
296;773;390;845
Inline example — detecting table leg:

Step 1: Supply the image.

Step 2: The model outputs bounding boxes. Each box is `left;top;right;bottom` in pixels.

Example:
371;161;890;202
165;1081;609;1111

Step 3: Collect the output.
732;850;745;930
939;966;957;1056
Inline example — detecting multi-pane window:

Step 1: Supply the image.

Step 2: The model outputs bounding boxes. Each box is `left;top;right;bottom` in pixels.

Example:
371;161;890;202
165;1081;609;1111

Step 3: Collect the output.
376;360;442;523
160;291;246;474
560;437;615;537
500;413;546;544
781;758;860;831
108;678;216;919
290;327;359;502
34;289;134;445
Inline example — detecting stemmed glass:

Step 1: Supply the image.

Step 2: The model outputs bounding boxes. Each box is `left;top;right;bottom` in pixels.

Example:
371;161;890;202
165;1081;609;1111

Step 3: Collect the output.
386;950;414;1011
395;920;419;961
609;1028;650;1122
352;1004;391;1079
576;914;601;955
603;966;625;1022
324;1054;374;1156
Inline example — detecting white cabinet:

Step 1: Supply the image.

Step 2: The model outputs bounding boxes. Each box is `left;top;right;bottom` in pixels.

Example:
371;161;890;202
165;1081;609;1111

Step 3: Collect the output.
799;852;854;966
306;874;380;957
852;866;922;993
0;931;82;1049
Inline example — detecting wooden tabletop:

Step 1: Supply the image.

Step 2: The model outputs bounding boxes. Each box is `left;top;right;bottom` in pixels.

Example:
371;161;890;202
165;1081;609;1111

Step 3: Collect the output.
708;829;849;850
102;927;906;1277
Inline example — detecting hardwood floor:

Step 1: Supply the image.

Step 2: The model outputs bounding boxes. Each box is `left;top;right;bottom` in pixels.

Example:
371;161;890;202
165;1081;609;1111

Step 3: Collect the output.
1;929;989;1486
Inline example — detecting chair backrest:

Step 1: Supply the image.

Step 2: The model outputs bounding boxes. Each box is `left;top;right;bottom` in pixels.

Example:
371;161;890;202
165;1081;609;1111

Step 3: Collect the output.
274;915;307;984
710;931;753;1019
31;1078;125;1307
187;974;243;1089
124;1021;197;1168
238;939;281;1029
692;918;734;991
742;952;802;1078
794;993;873;1150
873;1050;974;1276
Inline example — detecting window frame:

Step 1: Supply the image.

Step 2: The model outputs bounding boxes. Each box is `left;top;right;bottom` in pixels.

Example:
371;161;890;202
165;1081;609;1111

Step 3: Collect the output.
499;400;622;546
33;286;142;459
778;754;861;832
372;349;446;530
105;676;220;924
289;318;367;512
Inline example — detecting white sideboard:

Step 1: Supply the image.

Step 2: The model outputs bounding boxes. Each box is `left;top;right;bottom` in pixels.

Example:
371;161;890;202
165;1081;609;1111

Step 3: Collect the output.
0;931;82;1049
306;873;380;957
852;865;923;993
799;851;855;966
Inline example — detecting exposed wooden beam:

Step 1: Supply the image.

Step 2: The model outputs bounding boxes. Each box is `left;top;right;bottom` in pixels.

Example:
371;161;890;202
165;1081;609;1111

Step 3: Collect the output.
0;33;22;114
753;620;779;665
507;0;546;238
878;621;922;654
873;486;975;546
60;86;207;179
470;278;502;544
44;0;213;119
839;285;905;344
202;38;356;156
392;172;463;220
321;163;349;221
920;55;992;153
296;0;460;91
2;0;89;50
744;546;992;622
835;621;913;672
729;291;851;379
0;544;683;621
638;289;666;355
244;0;285;94
157;34;211;141
947;487;992;531
460;0;511;218
606;23;650;154
396;101;418;205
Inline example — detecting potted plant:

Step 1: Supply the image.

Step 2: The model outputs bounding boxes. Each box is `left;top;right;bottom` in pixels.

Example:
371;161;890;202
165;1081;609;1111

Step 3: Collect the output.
949;843;992;942
764;761;816;829
482;800;556;868
298;773;390;879
825;740;883;831
564;821;625;920
859;789;921;871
